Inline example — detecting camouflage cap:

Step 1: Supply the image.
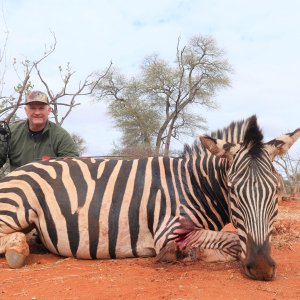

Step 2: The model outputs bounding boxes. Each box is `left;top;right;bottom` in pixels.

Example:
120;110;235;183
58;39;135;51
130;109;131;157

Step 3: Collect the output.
26;91;49;105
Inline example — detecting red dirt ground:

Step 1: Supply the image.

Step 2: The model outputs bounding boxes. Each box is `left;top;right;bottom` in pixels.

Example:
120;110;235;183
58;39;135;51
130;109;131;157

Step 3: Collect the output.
0;198;299;300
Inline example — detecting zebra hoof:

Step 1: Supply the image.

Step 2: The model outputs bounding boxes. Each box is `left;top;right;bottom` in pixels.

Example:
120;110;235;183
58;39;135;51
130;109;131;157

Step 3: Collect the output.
5;250;27;269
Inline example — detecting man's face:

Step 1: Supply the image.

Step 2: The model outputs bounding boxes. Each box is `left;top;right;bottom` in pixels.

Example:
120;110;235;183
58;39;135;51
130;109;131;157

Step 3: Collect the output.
25;102;51;129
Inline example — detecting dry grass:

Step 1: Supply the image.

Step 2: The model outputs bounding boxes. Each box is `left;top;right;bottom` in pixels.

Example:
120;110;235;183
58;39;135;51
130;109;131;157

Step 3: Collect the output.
272;195;300;249
272;219;300;249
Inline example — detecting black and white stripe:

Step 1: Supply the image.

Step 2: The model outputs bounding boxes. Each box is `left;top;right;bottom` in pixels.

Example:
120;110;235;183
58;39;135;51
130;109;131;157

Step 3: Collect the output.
0;115;299;280
0;155;232;259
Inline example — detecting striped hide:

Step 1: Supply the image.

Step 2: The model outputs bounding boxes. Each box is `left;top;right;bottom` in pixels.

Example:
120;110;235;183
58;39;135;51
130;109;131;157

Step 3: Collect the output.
0;115;299;281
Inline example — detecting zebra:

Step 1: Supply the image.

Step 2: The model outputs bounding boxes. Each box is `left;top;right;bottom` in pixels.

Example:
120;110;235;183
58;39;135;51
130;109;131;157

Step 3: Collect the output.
0;115;299;281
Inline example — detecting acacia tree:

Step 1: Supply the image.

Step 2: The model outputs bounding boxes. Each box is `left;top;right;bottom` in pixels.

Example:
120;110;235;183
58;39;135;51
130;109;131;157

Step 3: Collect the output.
93;35;231;155
274;153;300;194
71;133;87;156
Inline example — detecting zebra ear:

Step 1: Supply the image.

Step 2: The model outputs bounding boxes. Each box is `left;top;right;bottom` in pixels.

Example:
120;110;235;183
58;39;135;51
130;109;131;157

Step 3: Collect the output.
200;135;241;159
264;128;300;160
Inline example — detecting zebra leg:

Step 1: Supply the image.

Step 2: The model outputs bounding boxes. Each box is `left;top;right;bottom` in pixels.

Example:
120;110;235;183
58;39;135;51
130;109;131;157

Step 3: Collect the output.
156;231;240;263
0;232;29;268
183;248;234;262
156;219;241;263
175;223;241;262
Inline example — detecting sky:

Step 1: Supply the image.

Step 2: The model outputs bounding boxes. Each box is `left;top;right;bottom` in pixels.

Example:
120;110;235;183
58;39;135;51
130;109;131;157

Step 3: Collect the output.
1;0;300;156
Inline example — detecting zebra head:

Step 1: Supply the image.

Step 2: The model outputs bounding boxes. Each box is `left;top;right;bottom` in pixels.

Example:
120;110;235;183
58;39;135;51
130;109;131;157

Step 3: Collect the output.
200;116;300;281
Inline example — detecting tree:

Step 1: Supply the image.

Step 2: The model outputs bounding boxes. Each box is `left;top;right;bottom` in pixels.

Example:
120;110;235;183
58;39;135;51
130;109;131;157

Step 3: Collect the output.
71;133;87;156
93;34;231;156
1;33;112;126
1;28;112;163
274;153;300;194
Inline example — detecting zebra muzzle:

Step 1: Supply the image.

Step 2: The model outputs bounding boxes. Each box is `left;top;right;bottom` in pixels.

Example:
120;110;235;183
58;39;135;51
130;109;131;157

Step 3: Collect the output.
242;234;276;281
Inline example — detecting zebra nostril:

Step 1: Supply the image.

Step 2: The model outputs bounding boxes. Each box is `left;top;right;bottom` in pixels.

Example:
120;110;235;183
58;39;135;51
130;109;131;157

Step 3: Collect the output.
243;258;276;281
271;263;276;277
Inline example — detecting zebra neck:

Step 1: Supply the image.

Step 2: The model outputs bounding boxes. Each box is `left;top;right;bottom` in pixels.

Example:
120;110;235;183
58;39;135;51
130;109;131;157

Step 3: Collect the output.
183;151;231;230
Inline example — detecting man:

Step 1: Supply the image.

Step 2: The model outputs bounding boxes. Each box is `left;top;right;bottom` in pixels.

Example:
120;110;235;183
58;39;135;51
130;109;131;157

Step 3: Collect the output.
0;90;79;171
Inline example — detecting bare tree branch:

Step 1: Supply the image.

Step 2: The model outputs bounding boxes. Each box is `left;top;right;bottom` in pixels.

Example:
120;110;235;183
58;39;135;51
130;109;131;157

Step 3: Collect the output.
35;60;112;125
274;153;300;194
1;33;57;123
1;29;112;129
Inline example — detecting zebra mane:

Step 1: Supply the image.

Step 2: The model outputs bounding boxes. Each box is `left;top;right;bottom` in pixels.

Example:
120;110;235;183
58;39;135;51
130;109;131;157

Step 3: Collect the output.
211;115;255;143
182;141;200;158
243;115;264;157
182;115;264;158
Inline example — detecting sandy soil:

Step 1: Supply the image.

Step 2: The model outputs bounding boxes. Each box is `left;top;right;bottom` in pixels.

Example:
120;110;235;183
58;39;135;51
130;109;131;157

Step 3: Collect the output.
0;198;299;300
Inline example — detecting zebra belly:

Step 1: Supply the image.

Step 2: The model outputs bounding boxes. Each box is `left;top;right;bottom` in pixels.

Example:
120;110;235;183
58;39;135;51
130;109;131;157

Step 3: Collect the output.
37;216;156;259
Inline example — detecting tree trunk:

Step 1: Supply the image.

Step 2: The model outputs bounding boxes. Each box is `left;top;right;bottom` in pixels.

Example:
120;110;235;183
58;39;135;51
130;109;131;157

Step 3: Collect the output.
163;116;177;156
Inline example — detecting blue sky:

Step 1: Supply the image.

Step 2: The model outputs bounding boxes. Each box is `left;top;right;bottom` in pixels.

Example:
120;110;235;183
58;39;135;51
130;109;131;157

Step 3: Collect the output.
1;0;300;156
